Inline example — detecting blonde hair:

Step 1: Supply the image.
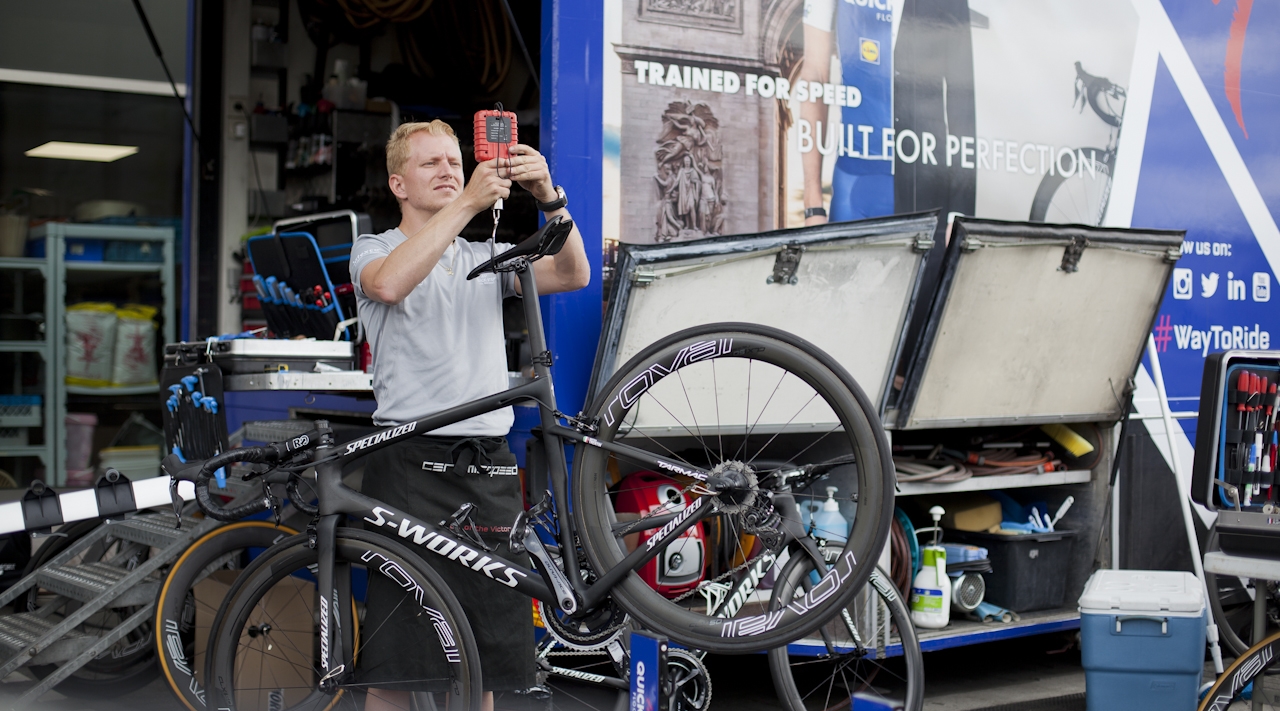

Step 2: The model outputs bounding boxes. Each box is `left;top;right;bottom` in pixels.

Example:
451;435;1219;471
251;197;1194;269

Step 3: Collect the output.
386;120;458;176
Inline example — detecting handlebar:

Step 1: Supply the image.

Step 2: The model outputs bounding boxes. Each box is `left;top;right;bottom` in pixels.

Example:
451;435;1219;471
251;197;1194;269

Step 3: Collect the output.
162;426;328;521
163;447;279;521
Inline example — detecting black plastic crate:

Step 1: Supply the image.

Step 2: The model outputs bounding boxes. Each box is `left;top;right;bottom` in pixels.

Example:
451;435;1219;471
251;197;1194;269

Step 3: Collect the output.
947;528;1077;612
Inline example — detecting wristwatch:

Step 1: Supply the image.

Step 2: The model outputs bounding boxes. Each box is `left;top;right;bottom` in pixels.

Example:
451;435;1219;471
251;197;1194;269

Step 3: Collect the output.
804;206;827;219
536;185;568;212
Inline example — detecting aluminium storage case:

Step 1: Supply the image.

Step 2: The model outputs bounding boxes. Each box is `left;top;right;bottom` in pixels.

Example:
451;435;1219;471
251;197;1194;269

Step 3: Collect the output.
1078;570;1205;711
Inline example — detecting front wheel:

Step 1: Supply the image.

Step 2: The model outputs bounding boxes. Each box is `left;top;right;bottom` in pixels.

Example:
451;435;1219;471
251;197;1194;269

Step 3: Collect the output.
574;323;894;653
1198;631;1280;711
204;529;482;711
769;560;923;711
154;521;297;711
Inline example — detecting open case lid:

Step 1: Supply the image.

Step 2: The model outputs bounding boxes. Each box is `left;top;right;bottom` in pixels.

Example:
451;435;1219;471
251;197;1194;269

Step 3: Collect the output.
589;211;940;422
893;217;1184;430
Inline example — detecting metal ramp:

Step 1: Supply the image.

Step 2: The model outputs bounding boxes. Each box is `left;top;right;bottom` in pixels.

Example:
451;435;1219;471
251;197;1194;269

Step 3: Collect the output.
0;513;217;707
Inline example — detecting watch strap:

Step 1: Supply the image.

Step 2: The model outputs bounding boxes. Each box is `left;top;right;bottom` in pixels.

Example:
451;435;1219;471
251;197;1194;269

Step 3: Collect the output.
804;206;827;219
536;185;567;212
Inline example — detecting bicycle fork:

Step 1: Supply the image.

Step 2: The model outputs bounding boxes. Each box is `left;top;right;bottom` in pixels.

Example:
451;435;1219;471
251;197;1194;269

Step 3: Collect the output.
313;446;356;692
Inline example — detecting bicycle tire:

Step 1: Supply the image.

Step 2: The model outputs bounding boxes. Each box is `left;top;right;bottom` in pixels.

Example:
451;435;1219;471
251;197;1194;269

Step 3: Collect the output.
24;518;159;698
1198;630;1280;711
1206;526;1280;657
574;323;894;653
769;561;923;711
205;528;482;711
1028;147;1112;226
155;521;297;711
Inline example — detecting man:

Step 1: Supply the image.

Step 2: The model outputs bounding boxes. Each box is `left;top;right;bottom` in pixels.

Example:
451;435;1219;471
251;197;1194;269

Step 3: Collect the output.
800;0;895;225
350;120;589;711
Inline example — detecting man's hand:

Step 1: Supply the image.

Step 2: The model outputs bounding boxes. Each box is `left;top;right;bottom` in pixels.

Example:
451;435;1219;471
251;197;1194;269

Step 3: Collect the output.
461;159;512;213
503;145;557;203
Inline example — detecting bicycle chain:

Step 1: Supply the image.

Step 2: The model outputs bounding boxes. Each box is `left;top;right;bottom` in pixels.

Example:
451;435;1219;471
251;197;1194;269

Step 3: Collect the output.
610;477;783;607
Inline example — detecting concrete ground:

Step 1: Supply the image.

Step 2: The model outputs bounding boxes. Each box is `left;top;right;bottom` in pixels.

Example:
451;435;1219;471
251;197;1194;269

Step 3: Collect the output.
2;632;1092;711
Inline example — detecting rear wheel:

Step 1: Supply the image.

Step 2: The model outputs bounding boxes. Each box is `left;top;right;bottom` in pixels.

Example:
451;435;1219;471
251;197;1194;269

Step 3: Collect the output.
1028;147;1113;226
769;561;923;711
574;323;894;653
205;529;482;711
154;521;296;711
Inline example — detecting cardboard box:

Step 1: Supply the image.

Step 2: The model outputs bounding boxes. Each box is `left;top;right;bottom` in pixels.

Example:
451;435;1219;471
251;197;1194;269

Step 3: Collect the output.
938;494;1002;532
195;570;315;711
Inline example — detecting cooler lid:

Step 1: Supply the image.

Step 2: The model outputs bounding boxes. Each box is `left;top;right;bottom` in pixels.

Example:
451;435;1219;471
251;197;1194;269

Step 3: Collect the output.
1078;570;1204;614
893;218;1184;430
589;212;940;421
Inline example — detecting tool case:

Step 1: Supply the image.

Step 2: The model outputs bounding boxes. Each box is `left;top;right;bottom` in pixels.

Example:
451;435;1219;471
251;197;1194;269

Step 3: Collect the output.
164;339;356;374
1190;350;1280;557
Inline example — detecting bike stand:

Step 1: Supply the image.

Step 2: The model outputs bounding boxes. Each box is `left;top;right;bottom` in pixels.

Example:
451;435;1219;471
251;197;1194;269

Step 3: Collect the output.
629;630;670;711
0;512;216;707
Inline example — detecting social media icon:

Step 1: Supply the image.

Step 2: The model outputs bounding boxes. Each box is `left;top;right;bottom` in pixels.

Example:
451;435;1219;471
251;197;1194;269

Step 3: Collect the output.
1172;268;1193;300
1201;272;1219;298
1255;272;1272;302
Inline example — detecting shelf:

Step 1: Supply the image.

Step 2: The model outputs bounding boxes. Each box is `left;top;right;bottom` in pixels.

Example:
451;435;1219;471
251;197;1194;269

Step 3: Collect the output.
65;383;160;396
914;607;1080;653
0;257;47;273
895;469;1092;496
0;446;50;459
64;261;164;273
0;341;49;353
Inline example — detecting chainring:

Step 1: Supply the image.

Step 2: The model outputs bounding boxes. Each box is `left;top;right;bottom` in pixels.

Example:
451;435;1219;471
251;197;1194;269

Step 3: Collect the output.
667;649;713;711
539;598;629;651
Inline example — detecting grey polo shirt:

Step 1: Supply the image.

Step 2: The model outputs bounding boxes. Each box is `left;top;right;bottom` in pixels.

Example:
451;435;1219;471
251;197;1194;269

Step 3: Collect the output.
351;227;516;435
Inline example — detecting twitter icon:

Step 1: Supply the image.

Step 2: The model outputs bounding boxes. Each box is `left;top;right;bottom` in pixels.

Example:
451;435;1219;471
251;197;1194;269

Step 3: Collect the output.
1201;272;1219;298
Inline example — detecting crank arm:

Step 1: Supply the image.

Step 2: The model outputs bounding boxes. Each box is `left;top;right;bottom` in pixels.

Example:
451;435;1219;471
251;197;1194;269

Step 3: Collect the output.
524;528;579;615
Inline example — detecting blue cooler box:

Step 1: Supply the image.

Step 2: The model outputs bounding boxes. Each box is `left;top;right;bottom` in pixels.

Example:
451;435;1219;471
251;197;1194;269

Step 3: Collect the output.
1079;570;1205;711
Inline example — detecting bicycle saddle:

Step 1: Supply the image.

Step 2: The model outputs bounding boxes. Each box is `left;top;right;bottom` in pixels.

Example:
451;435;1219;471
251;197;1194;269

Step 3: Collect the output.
466;215;574;280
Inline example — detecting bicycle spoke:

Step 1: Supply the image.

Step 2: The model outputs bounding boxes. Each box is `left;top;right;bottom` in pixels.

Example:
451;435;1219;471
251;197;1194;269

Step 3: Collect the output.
746;390;823;464
713;358;724;463
676;367;719;467
732;363;790;463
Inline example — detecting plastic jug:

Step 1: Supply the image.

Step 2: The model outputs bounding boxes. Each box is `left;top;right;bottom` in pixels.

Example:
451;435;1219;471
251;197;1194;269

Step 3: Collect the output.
910;506;951;629
810;486;849;545
796;499;822;532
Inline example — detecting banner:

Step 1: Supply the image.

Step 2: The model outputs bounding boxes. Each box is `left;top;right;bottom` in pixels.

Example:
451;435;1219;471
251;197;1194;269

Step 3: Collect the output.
602;0;1280;446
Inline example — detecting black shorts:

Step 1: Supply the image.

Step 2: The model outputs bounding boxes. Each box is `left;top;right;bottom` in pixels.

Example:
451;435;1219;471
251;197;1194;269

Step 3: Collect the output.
358;435;535;692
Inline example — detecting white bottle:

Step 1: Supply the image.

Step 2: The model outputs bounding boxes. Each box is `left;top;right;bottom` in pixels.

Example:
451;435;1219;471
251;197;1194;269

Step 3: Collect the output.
910;506;951;629
811;486;849;545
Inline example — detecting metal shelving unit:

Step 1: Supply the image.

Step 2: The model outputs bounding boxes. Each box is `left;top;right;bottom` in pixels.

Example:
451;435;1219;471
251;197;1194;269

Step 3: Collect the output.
0;252;56;481
27;223;175;485
895;469;1094;497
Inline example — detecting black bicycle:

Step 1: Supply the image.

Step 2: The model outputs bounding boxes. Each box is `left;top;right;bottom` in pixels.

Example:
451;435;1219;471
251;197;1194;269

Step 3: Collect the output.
165;215;895;710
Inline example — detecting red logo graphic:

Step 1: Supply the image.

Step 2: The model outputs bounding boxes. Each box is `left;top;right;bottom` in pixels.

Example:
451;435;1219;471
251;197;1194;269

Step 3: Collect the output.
1213;0;1253;138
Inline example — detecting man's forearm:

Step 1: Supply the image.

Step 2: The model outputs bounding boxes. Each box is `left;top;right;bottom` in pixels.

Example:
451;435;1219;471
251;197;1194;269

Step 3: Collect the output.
530;207;591;294
367;200;475;303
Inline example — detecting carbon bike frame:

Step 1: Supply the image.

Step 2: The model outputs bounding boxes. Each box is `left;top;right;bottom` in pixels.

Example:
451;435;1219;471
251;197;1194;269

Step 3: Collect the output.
302;260;803;682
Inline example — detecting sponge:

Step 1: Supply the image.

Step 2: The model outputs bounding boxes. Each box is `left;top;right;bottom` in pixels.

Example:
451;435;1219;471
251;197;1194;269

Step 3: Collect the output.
1040;423;1095;458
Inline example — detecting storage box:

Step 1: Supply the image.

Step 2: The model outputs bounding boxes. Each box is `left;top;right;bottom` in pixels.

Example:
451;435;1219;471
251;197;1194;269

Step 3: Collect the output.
1079;570;1205;711
0;396;42;427
947;528;1076;612
195;570;315;711
26;237;105;261
104;240;163;262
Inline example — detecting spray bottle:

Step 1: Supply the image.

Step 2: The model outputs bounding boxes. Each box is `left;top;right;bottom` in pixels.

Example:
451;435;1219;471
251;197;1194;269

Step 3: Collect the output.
910;506;951;629
810;486;849;545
